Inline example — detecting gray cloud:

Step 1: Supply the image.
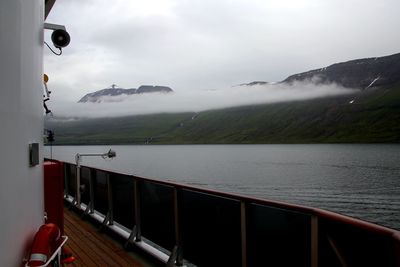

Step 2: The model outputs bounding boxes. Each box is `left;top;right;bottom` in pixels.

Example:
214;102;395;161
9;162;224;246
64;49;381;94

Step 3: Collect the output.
44;0;400;106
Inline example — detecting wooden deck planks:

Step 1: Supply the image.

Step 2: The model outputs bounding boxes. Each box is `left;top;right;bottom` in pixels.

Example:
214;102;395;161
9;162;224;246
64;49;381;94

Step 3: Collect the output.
63;208;143;267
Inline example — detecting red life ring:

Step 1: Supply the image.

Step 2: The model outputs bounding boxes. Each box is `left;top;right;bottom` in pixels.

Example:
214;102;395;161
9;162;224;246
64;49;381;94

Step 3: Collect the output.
27;223;61;267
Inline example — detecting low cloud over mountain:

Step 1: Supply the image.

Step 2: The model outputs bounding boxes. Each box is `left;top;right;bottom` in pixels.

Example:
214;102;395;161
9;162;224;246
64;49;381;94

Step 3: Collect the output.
52;81;355;118
78;85;173;103
49;53;400;118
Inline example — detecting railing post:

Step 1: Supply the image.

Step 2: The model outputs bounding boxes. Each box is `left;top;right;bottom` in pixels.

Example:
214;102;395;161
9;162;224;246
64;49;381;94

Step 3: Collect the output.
107;173;114;225
171;187;183;266
125;178;141;248
167;187;183;267
84;168;95;216
100;173;114;228
134;179;141;241
311;215;319;267
76;163;81;206
63;163;69;198
241;201;247;267
89;169;95;213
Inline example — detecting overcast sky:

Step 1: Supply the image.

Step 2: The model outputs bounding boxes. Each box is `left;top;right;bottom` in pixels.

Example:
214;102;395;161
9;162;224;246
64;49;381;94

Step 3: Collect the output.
44;0;400;116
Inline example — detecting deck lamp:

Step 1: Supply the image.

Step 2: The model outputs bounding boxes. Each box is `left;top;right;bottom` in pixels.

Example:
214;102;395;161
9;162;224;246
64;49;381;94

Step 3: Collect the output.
74;149;116;206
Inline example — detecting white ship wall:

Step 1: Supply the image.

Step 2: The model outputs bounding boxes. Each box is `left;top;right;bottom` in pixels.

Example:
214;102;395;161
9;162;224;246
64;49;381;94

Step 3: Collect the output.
0;0;45;266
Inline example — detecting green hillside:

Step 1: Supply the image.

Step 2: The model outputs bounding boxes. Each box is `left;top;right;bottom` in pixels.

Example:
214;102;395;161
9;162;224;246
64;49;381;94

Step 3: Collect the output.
45;83;400;145
45;113;194;144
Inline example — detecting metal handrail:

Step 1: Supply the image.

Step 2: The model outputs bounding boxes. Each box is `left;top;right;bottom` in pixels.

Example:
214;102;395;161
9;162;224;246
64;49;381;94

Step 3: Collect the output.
60;160;400;267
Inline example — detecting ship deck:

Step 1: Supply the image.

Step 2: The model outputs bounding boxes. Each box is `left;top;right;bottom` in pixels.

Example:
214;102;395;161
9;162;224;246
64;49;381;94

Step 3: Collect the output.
63;207;150;267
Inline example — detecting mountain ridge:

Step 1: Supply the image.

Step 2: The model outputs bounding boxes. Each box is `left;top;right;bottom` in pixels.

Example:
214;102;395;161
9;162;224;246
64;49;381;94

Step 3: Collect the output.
46;53;400;144
281;53;400;89
78;84;173;103
240;53;400;90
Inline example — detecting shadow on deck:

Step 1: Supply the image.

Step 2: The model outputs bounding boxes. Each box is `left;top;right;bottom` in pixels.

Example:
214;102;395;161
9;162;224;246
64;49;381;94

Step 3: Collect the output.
64;207;153;267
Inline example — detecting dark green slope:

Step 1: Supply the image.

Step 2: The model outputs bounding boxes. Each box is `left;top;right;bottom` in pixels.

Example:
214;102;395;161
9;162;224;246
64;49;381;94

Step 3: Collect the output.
46;84;400;145
161;86;400;144
46;113;195;145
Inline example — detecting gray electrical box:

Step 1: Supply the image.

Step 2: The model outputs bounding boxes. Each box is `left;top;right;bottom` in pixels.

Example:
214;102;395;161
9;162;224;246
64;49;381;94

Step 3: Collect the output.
29;143;39;166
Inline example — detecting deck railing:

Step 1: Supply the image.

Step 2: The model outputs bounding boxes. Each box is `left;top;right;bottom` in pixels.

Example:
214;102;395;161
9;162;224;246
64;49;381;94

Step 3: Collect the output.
61;161;400;267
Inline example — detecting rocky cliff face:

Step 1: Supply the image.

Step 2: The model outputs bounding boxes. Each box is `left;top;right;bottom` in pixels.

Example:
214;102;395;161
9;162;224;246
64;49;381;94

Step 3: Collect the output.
78;85;173;103
136;85;173;94
282;53;400;89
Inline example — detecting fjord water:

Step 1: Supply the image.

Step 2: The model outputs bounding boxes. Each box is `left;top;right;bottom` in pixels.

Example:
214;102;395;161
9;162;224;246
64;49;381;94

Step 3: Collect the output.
45;144;400;230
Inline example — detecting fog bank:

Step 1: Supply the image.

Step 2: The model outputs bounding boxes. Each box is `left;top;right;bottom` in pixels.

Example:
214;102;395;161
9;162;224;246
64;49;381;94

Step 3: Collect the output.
48;81;357;118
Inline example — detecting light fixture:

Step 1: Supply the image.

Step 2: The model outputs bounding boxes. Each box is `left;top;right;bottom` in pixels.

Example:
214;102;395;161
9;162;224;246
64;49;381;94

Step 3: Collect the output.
74;149;116;206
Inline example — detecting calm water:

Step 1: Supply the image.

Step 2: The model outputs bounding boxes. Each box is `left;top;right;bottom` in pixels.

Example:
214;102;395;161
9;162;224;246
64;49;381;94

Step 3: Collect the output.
45;144;400;230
